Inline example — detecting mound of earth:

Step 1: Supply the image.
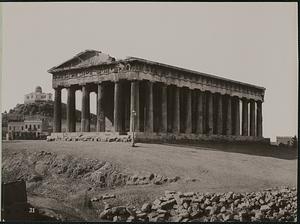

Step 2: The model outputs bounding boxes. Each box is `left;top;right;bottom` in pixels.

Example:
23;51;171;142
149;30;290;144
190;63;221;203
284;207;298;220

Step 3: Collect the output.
2;149;179;221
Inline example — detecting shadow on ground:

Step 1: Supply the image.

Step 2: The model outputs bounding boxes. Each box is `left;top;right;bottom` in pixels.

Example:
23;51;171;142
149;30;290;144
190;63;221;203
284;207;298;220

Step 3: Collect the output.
162;142;298;160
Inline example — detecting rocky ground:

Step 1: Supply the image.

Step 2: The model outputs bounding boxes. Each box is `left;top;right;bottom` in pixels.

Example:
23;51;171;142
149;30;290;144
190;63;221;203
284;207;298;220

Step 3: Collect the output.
2;140;297;221
98;188;297;222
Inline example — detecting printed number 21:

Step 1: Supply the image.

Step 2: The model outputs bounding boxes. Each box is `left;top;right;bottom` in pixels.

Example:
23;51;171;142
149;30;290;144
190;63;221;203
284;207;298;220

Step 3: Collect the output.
29;208;35;213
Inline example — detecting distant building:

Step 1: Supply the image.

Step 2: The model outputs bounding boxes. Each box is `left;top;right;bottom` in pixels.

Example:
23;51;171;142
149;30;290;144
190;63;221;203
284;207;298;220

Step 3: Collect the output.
7;115;51;140
276;136;294;146
24;86;52;104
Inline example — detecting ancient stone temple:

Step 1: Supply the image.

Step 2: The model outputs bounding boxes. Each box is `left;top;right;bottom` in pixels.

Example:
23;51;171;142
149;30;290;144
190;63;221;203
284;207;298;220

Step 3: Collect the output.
48;50;267;143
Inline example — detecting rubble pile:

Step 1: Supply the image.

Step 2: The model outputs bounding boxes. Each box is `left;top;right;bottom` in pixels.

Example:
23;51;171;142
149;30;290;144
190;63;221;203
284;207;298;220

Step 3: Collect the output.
98;187;297;222
46;135;132;143
126;174;180;186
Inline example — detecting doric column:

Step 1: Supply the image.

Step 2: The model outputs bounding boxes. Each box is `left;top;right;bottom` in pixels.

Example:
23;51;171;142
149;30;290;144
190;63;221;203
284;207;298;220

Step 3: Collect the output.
196;90;204;134
81;85;90;132
250;99;255;136
242;98;249;136
114;81;122;132
145;81;153;132
53;87;62;132
207;91;213;135
173;86;180;133
167;86;173;132
185;88;192;134
67;86;76;132
233;96;240;136
130;81;140;132
161;84;168;133
226;95;232;135
256;100;263;137
217;94;223;135
97;83;105;132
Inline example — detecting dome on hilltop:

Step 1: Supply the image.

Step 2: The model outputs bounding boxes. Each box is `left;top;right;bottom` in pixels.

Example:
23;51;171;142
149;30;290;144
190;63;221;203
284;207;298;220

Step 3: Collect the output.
35;86;42;93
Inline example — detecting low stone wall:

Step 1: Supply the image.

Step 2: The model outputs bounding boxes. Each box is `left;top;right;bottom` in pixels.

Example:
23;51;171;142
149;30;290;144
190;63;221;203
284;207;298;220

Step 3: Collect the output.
48;132;270;144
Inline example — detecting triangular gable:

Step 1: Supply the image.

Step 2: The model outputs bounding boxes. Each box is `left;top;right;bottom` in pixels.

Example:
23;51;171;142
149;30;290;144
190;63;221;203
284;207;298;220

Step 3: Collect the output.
48;50;116;72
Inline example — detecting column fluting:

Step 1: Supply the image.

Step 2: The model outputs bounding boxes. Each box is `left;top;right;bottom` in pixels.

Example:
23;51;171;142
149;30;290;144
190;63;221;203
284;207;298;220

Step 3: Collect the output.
196;90;204;134
81;85;90;132
217;94;223;135
67;86;76;132
250;99;255;136
226;95;232;135
242;98;249;136
173;86;180;133
161;84;168;133
145;81;153;132
97;83;105;132
185;88;192;134
207;91;213;135
53;87;62;133
256;100;263;137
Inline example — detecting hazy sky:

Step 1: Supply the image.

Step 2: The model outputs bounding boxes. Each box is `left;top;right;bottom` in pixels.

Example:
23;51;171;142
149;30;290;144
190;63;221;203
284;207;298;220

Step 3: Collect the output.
1;2;298;141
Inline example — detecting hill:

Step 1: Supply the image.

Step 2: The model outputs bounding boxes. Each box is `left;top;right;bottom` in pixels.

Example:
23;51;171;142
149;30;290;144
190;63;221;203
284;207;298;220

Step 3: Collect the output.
2;101;96;125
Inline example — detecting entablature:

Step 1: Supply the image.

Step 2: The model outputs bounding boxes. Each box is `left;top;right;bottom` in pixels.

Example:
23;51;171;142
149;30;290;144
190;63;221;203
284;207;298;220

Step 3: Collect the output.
51;61;265;102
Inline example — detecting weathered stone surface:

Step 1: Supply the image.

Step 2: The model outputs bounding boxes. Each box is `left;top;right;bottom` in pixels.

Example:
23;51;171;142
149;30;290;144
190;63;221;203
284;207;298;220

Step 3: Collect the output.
96;187;297;222
260;204;271;212
160;199;176;210
141;203;152;213
99;209;112;219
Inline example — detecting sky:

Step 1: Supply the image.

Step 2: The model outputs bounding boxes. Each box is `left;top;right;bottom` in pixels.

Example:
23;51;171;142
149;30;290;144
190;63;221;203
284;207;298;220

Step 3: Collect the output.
1;2;298;141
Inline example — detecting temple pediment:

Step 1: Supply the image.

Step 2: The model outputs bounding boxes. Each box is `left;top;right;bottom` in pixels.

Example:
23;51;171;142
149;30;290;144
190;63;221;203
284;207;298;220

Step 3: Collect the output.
48;50;116;72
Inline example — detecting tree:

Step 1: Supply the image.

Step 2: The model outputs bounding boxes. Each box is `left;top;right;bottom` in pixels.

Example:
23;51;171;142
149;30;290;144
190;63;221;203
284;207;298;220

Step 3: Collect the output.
291;135;298;148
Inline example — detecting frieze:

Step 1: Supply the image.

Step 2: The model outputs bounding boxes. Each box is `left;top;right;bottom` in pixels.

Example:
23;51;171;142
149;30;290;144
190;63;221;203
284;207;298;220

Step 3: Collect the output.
52;62;264;101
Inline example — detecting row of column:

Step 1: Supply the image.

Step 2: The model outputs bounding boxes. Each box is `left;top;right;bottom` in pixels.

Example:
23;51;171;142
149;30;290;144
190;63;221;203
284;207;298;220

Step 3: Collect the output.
53;80;263;137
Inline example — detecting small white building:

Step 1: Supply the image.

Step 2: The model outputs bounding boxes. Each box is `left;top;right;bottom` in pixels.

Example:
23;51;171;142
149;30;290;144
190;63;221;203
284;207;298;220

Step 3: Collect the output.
24;86;52;104
276;136;294;146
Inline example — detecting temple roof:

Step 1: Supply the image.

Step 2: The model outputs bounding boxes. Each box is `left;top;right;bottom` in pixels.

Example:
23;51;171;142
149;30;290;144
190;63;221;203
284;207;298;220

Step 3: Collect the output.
48;50;115;73
48;50;265;90
124;57;265;90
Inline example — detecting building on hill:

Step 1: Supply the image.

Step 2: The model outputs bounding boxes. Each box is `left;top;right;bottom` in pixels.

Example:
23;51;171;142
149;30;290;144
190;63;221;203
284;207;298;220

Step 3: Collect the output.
24;86;52;104
48;50;268;143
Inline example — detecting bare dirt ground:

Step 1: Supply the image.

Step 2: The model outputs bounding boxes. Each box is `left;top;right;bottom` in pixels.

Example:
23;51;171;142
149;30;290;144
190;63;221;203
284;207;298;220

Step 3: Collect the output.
2;140;297;221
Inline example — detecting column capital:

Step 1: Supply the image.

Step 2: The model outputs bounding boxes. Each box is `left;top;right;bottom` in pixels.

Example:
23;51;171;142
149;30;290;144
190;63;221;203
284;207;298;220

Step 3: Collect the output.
64;84;72;88
242;97;249;102
54;86;63;90
182;86;192;90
